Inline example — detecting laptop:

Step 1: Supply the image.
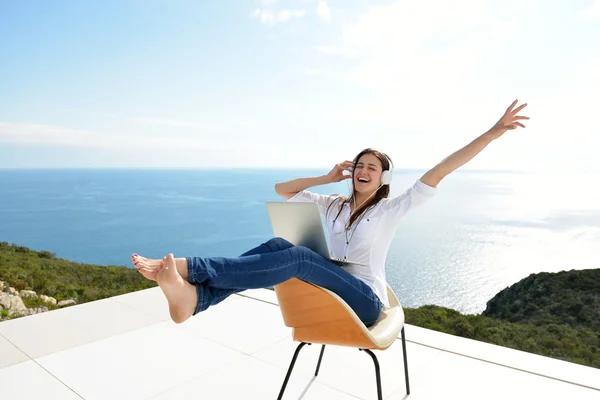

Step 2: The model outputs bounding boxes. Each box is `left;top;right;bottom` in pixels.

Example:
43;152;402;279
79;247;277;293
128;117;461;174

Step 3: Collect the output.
265;201;366;267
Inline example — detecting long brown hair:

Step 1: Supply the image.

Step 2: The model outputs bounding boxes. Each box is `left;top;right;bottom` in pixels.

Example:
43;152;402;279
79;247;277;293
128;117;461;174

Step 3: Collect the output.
326;148;393;230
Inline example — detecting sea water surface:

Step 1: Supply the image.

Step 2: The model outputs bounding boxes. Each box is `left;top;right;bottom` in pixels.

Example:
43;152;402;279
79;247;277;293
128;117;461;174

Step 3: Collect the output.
1;168;599;314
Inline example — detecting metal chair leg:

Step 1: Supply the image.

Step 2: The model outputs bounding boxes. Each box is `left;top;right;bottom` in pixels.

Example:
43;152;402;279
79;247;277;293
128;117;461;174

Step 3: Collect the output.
360;348;383;400
278;334;409;400
277;342;309;400
314;345;326;376
401;327;410;395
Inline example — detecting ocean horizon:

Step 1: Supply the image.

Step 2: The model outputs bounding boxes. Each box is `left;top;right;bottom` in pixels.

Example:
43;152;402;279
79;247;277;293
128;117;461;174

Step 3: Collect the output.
1;168;599;314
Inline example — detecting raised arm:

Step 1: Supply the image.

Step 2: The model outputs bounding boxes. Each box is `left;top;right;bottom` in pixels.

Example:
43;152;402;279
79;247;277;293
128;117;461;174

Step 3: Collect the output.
420;99;529;188
274;160;353;199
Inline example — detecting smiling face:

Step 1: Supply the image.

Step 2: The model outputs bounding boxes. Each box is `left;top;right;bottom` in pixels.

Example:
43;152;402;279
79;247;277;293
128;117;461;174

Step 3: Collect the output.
353;153;384;194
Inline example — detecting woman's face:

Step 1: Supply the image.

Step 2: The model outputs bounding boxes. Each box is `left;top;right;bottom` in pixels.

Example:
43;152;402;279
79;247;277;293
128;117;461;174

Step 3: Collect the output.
353;153;383;194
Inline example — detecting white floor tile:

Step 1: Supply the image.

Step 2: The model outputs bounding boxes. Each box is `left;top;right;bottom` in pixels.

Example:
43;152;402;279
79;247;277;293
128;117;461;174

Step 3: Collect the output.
111;286;241;322
402;324;454;349
151;354;361;400
387;350;600;400
0;334;29;368
438;331;600;391
253;337;443;400
404;323;600;391
180;297;292;354
36;321;243;400
110;287;171;321
0;298;158;358
0;360;83;400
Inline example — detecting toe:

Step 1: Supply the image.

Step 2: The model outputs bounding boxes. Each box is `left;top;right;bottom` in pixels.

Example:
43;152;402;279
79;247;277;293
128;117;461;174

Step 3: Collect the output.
166;253;176;265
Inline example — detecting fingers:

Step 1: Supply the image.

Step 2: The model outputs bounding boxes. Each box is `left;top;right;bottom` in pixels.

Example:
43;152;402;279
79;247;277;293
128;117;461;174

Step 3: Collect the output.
506;99;528;115
513;115;529;120
507;122;526;129
506;99;518;113
512;103;528;114
337;161;354;172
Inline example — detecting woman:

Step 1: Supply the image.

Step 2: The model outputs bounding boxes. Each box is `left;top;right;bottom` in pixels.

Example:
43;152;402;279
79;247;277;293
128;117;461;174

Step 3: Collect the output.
132;100;529;326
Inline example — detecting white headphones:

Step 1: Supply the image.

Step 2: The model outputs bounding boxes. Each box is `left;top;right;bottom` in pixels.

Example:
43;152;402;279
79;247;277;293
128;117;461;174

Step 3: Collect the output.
380;153;394;185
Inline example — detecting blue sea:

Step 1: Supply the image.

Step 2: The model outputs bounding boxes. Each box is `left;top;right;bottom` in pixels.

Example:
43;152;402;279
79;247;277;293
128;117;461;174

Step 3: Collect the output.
1;169;599;314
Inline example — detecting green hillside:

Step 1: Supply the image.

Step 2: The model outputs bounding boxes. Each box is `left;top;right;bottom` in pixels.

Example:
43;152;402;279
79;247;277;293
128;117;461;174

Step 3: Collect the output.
0;242;156;305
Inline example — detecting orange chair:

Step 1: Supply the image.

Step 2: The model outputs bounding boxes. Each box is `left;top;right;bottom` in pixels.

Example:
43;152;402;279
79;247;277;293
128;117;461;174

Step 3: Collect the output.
274;278;410;400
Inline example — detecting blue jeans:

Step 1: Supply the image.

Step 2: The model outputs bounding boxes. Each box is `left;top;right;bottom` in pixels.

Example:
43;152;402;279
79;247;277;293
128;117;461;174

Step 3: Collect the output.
186;237;383;326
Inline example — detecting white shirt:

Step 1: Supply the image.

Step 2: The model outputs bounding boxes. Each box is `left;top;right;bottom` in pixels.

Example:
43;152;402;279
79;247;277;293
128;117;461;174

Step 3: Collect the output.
287;179;438;308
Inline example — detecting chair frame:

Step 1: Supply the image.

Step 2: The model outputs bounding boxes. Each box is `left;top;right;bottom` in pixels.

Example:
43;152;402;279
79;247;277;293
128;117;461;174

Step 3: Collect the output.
276;327;410;400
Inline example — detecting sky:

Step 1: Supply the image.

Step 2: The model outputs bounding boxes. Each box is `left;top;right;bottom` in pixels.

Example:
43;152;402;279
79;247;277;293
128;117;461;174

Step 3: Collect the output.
0;0;599;171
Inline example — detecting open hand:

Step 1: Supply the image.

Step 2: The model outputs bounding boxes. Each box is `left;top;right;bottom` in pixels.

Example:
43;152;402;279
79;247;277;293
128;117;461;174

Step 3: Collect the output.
487;99;529;140
326;161;354;183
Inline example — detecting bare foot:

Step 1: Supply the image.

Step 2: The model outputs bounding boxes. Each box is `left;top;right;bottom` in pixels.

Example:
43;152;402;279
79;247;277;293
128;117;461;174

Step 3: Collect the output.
137;262;164;281
157;254;198;324
131;254;162;281
132;253;188;279
132;254;160;266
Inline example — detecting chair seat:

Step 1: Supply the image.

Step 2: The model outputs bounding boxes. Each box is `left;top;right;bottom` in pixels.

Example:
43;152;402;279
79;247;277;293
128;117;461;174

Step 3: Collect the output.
366;301;405;348
274;278;405;350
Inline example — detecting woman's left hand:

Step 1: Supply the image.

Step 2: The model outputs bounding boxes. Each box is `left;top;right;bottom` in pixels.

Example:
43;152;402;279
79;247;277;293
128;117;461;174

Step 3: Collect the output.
487;99;529;140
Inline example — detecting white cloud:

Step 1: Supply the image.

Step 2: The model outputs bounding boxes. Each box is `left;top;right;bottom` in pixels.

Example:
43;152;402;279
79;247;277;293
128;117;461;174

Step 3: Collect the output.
301;0;600;172
581;0;600;20
0;122;109;148
250;9;272;24
341;0;486;50
308;0;545;130
315;45;357;57
303;67;323;75
65;108;118;118
278;9;306;22
0;122;261;151
302;66;337;78
130;117;223;131
251;8;306;24
315;0;499;129
317;0;331;21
